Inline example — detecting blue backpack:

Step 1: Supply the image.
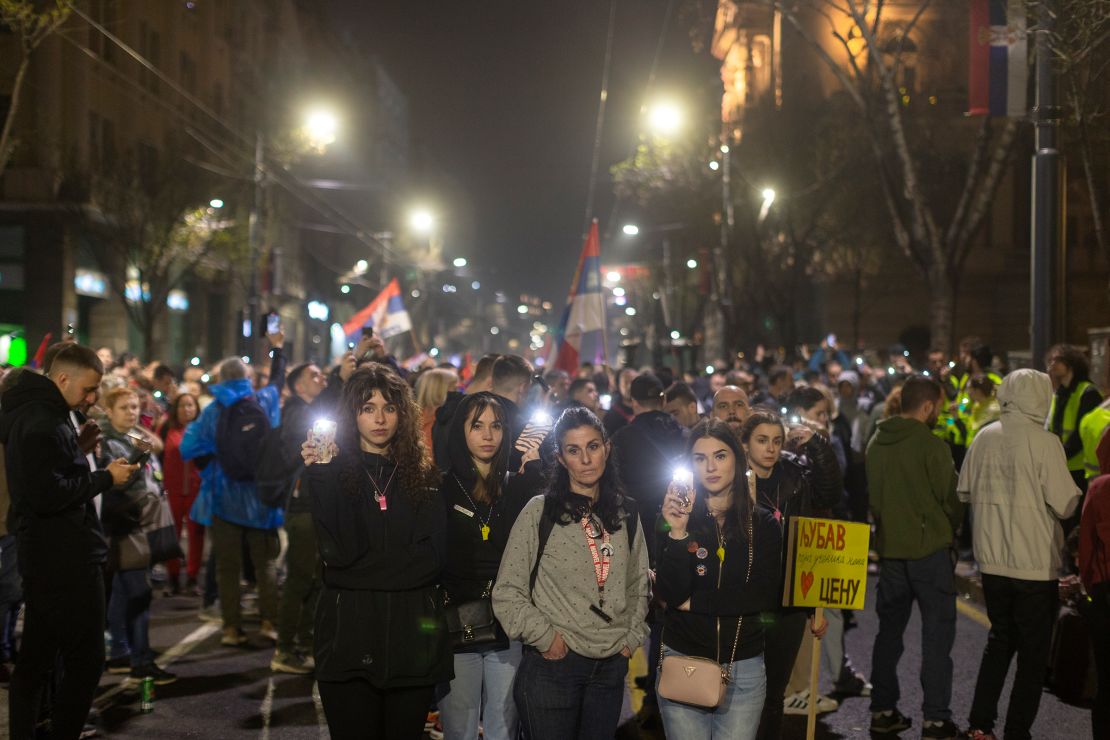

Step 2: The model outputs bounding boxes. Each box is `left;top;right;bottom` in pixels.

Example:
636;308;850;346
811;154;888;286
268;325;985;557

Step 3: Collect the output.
215;396;270;482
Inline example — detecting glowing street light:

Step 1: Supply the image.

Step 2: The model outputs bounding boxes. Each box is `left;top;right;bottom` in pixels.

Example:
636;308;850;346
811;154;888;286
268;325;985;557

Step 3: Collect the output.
622;224;640;236
355;259;368;272
686;259;698;269
304;107;339;151
761;188;776;206
453;257;468;268
648;101;683;136
606;270;622;283
708;160;720;171
209;198;224;209
409;208;435;234
625;306;637;316
340;284;351;294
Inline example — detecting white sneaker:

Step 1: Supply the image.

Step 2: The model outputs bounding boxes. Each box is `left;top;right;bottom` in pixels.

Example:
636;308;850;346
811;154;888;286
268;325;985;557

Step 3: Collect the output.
783;689;840;716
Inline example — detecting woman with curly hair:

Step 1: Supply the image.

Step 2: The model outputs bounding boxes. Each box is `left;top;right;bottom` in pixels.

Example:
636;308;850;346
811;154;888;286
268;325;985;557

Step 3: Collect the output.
492;407;650;740
300;363;450;740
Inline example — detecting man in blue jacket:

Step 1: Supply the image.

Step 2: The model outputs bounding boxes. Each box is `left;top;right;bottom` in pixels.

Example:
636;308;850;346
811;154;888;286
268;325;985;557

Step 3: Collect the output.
182;336;284;647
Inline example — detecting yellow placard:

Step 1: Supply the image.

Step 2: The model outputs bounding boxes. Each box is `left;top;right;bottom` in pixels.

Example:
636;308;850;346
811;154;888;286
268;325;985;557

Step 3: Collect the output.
783;516;870;610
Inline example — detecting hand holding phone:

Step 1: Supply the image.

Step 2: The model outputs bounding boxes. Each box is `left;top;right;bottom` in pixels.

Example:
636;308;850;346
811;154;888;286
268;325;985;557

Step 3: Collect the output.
310;419;337;465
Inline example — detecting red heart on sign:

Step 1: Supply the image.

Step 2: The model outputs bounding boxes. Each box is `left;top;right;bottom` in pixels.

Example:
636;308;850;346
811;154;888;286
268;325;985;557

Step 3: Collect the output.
800;571;815;598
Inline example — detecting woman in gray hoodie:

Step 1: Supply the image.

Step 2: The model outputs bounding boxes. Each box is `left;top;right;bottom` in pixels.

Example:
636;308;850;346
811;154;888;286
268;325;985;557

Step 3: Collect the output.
492;407;649;740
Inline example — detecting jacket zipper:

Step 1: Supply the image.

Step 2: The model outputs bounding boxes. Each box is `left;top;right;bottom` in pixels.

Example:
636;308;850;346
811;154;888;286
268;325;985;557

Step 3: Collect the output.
716;519;724;663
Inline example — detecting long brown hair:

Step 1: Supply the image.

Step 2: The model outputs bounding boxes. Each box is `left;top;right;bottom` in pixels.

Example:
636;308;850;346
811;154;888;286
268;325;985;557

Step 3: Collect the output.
338;364;440;500
687;418;753;539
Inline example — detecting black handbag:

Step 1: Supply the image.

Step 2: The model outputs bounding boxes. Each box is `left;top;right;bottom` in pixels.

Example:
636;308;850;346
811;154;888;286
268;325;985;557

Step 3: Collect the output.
444;581;499;648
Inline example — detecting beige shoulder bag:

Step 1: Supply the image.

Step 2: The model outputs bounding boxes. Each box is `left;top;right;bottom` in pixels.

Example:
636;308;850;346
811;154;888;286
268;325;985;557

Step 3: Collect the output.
656;511;755;709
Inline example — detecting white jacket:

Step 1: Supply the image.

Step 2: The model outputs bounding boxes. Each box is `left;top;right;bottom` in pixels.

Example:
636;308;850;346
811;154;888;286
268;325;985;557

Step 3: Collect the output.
957;369;1081;581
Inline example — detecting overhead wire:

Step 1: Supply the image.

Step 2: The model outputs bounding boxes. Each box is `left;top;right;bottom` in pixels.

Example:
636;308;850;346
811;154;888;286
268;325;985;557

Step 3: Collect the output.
64;2;406;265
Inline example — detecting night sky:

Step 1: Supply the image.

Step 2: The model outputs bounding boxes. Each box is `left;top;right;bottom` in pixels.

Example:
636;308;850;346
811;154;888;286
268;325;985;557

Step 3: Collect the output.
325;0;715;301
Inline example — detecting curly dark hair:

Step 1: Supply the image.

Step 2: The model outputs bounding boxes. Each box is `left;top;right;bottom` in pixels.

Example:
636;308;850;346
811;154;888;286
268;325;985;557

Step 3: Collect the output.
1047;343;1090;382
686;418;753;539
336;364;440;501
543;406;627;533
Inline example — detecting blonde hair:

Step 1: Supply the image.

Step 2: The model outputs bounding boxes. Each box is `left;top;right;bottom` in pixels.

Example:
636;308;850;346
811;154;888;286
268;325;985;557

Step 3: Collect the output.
414;368;458;411
104;386;139;409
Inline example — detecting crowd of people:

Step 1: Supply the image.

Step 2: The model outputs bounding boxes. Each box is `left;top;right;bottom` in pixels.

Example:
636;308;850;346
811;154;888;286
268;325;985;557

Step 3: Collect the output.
0;330;1106;740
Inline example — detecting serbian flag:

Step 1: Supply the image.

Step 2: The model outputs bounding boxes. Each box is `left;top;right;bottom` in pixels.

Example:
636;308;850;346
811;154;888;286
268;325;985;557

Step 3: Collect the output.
342;278;412;344
548;220;606;374
969;0;1027;117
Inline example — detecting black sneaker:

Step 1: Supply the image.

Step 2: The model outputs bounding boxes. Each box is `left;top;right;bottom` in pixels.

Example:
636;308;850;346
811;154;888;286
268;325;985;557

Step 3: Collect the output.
870;709;912;734
105;656;130;674
131;663;178;686
922;720;962;739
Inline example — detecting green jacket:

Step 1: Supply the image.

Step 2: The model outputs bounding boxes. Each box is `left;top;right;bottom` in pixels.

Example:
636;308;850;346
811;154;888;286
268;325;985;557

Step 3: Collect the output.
866;416;963;560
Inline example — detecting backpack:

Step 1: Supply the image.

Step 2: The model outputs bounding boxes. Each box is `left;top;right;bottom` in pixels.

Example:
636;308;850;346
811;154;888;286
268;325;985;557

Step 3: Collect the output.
528;496;640;597
215;396;270;482
253;426;303;508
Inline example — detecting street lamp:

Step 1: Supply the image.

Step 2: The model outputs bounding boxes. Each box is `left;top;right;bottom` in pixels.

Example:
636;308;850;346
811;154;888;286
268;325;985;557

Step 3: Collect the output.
759;187;777;222
304;107;339;151
648;101;683;136
409;208;435;234
686;259;698;269
453;257;468;268
209;198;224;209
622;224;640;236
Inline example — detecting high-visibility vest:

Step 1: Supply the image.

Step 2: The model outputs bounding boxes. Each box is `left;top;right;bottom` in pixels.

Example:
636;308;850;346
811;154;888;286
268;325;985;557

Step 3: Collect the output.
1049;380;1093;473
954;371;1002;447
1079;406;1110;480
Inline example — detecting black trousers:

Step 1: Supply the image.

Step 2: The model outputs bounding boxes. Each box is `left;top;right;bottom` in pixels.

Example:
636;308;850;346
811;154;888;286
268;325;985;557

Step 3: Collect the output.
1089;583;1110;740
10;565;106;740
316;677;434;740
968;574;1056;740
756;609;808;740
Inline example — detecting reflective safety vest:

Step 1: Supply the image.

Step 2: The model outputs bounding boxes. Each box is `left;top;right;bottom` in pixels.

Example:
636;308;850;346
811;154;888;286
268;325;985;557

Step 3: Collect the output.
954;372;1002;447
1079;406;1110;480
1049;380;1093;473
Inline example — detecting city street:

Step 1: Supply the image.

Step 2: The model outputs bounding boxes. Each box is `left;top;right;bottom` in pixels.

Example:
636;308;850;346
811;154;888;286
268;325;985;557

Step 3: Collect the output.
0;576;1090;739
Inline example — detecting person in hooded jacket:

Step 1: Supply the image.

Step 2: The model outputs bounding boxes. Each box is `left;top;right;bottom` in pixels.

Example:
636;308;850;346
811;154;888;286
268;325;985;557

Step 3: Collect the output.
736;411;845;739
0;344;137;740
300;363;450;740
180;333;285;648
433;354;500;469
958;369;1081;740
438;392;542;740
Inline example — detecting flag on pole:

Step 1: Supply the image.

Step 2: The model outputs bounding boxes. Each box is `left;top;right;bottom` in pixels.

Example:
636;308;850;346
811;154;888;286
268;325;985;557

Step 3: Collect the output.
968;0;1027;117
548;220;606;374
342;278;413;344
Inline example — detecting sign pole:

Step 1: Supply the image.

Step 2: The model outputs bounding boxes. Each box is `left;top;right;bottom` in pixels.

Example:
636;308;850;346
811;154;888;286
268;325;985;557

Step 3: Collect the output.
806;607;824;740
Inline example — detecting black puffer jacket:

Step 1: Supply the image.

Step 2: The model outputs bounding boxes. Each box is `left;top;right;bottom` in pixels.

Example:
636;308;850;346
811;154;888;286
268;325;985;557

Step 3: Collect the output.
612;410;688;552
0;371;113;582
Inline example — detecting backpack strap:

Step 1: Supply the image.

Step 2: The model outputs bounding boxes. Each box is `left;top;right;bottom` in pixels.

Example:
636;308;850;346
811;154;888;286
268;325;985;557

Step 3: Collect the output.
528;498;556;600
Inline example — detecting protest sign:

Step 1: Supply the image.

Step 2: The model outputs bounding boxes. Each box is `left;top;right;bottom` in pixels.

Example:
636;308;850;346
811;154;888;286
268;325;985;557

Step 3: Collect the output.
782;516;870;610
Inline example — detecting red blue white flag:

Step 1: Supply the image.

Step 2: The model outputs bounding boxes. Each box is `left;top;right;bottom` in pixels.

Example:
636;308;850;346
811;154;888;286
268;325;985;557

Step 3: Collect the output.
969;0;1027;117
548;220;606;374
342;278;412;344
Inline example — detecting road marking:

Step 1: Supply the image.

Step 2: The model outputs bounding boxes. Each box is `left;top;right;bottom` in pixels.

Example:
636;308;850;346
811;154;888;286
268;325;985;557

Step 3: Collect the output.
94;622;221;708
312;681;327;736
260;676;276;740
956;597;991;628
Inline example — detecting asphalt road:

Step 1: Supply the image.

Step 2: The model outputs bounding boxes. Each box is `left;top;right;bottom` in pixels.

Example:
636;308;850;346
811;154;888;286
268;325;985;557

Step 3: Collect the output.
0;577;1094;738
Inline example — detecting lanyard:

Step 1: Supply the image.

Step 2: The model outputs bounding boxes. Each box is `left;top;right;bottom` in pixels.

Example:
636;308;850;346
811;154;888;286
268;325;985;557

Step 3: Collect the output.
453;473;492;541
581;516;612;607
364;464;397;511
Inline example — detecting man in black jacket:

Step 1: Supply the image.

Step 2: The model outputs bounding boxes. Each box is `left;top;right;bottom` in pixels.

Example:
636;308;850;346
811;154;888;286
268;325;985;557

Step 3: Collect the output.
0;344;136;740
271;362;331;675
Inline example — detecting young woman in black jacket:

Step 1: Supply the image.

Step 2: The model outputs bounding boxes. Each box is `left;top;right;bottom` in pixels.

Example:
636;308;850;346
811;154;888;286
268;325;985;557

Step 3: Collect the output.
655;419;782;740
740;410;845;738
438;392;540;740
300;364;449;740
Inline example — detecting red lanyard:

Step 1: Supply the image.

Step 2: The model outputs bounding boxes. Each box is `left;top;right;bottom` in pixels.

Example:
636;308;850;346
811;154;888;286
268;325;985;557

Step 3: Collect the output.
581;516;612;605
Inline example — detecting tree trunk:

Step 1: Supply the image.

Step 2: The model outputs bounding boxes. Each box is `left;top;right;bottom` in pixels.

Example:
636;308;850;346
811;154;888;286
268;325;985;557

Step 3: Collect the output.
928;268;956;353
0;54;31;178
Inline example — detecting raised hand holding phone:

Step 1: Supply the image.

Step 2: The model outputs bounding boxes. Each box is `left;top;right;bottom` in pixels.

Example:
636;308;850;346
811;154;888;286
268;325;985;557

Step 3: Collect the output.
663;468;695;539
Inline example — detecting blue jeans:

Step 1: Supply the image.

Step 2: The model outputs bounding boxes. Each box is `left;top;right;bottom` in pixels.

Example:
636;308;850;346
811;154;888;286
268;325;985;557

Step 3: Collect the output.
658;647;766;740
438;642;521;740
107;569;152;668
514;647;629;740
870;549;956;721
